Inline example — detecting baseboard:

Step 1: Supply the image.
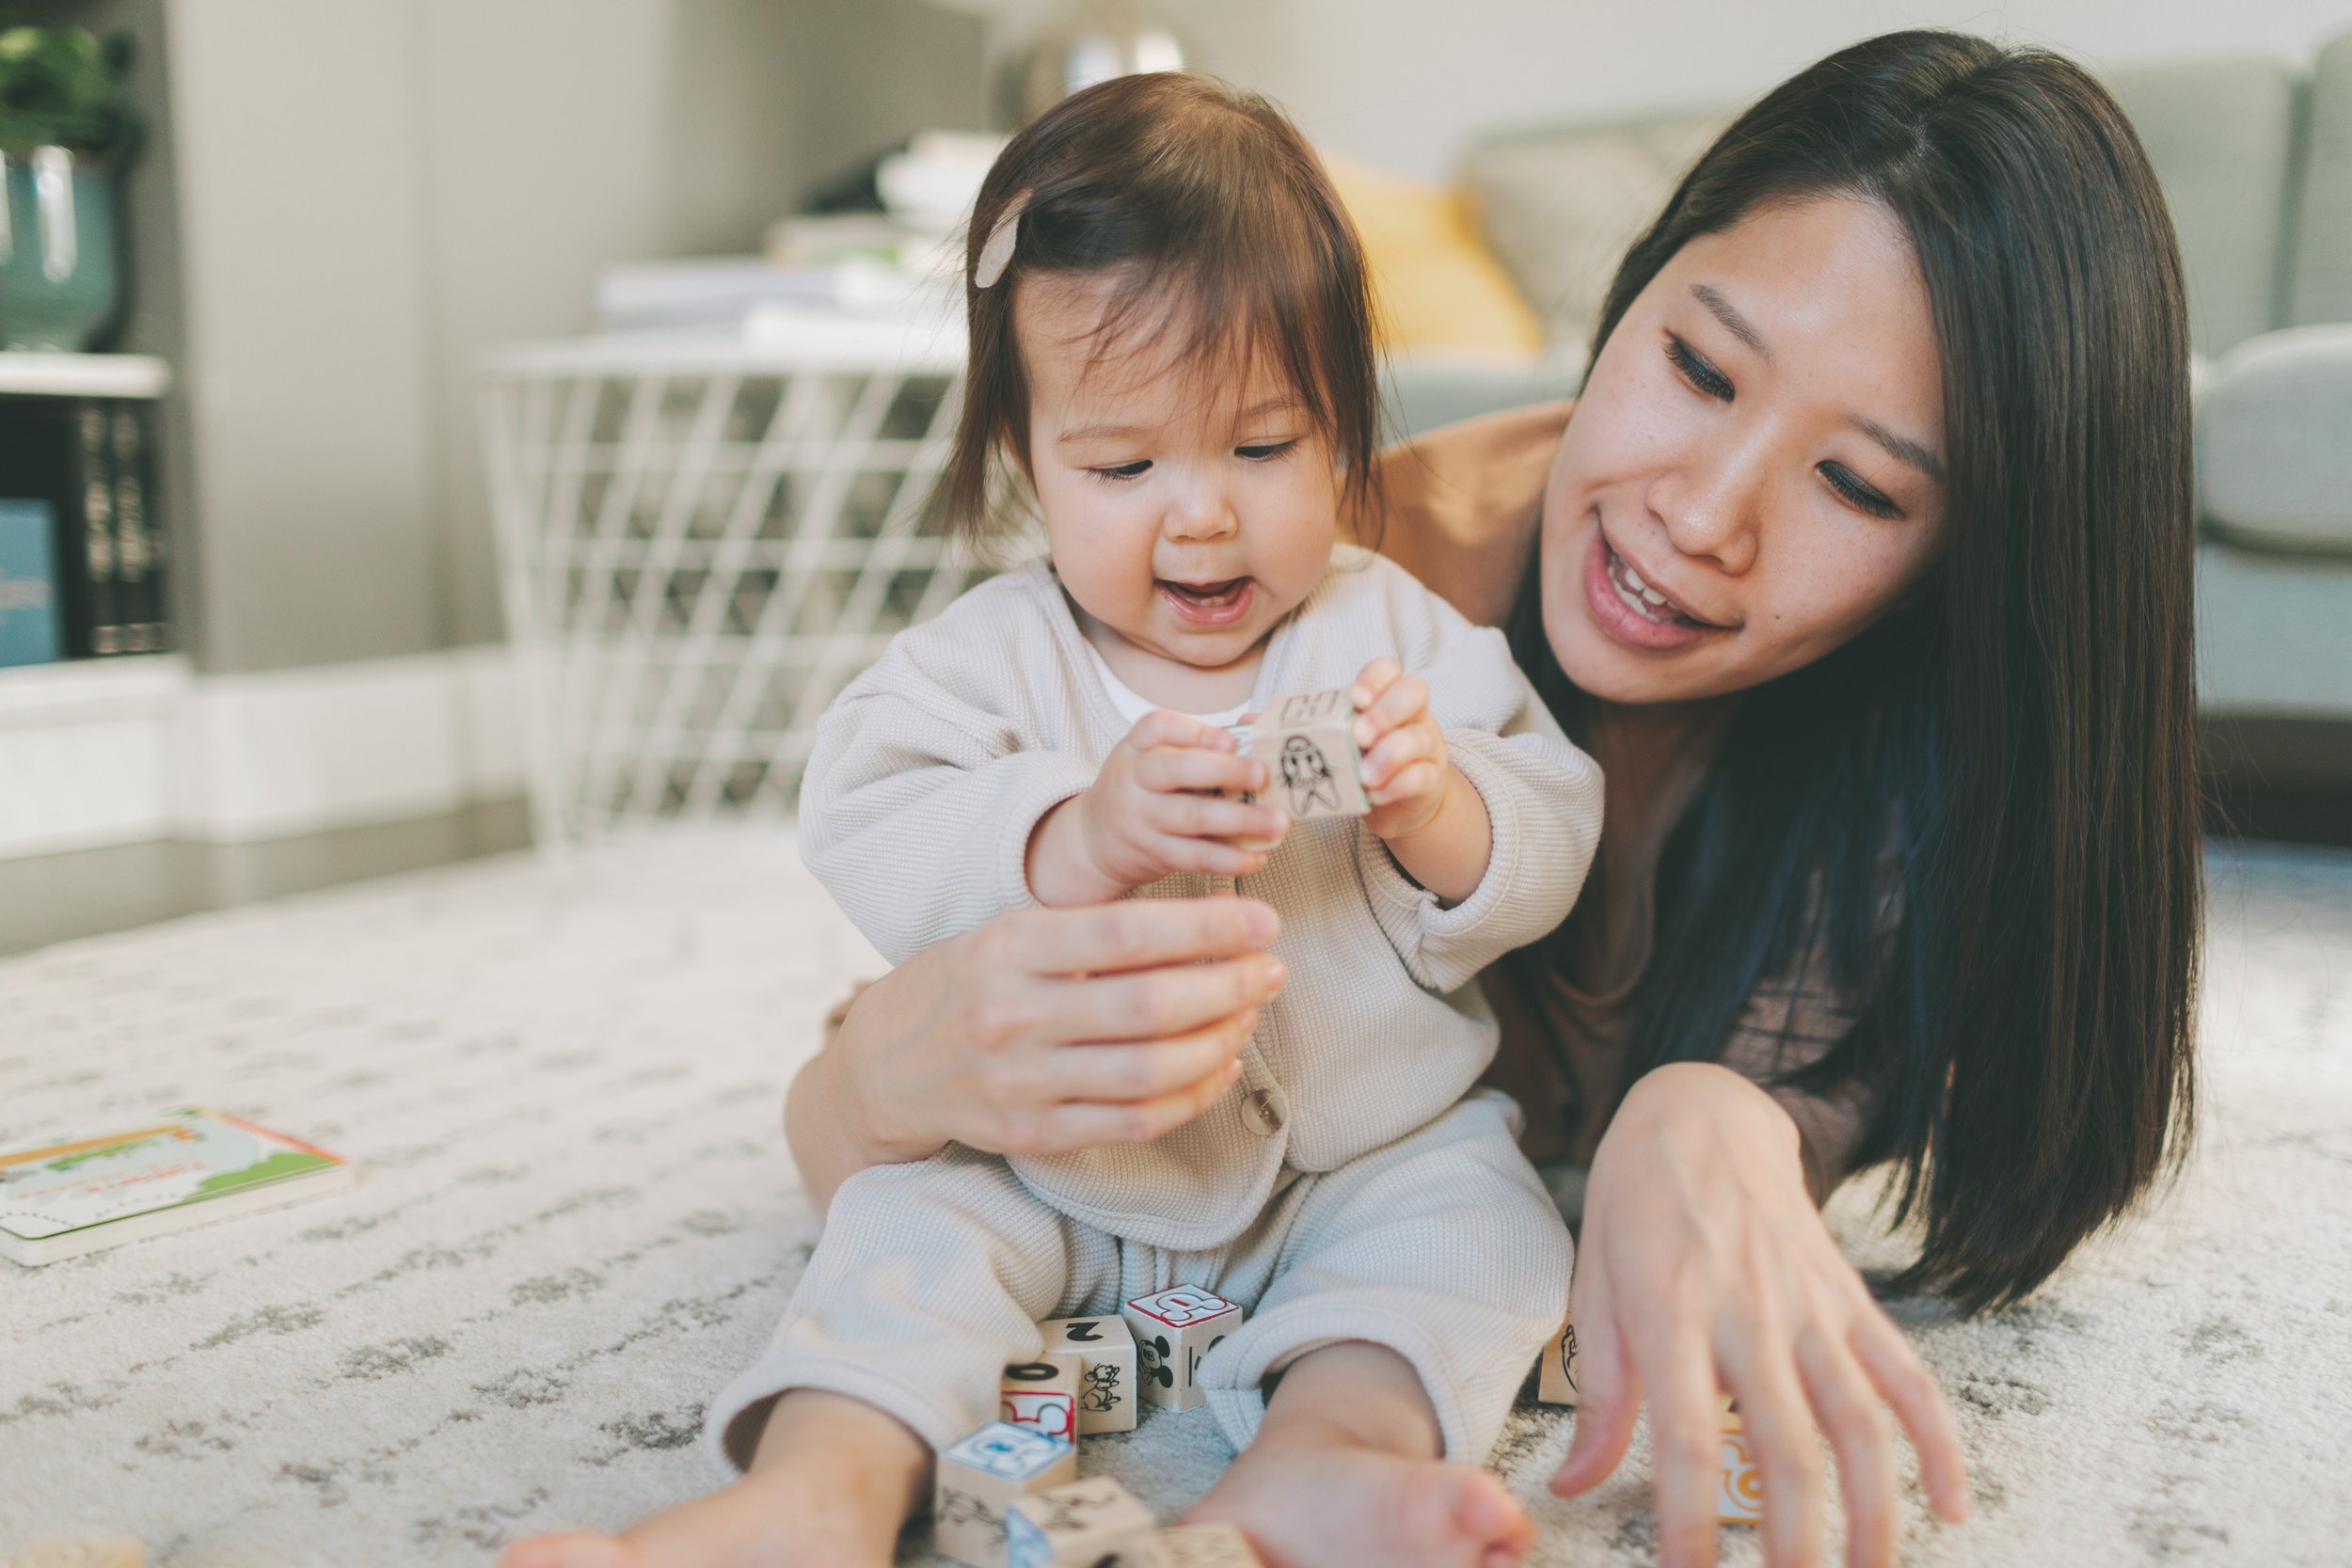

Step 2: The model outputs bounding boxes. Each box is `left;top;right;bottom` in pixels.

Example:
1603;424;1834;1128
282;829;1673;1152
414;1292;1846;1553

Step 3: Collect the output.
0;798;533;958
0;645;525;862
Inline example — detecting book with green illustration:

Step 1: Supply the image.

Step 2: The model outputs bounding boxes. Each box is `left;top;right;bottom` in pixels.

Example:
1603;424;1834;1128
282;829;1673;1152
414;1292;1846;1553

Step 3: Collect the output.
0;1107;356;1265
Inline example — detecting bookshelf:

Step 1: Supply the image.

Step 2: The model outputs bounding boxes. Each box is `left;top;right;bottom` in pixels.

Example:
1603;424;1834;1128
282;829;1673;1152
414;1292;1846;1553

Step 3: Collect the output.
0;351;169;400
1;349;174;681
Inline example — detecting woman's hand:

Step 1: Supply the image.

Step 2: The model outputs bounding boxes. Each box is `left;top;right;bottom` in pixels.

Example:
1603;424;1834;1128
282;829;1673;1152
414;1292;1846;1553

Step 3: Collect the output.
785;895;1286;1212
1027;711;1289;908
1552;1062;1970;1568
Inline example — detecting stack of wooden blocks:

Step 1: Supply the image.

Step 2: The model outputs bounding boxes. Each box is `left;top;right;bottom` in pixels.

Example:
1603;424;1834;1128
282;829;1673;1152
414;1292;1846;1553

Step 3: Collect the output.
934;1286;1262;1567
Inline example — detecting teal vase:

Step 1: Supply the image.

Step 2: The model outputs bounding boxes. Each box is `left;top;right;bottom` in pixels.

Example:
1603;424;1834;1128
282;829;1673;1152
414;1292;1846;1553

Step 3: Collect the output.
0;146;121;351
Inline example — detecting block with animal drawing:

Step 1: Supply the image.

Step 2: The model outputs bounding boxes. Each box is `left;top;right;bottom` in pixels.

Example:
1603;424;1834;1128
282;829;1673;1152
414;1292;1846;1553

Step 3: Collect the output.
1121;1285;1245;1412
1004;1475;1157;1568
933;1420;1077;1568
1235;689;1369;821
1037;1312;1139;1433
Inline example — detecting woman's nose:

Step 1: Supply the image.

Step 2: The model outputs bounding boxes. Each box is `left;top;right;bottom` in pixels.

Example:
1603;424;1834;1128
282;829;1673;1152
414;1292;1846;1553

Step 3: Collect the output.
1648;435;1763;576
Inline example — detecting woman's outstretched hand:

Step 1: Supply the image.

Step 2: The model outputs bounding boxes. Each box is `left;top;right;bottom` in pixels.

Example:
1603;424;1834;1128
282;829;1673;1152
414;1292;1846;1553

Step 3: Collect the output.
1551;1062;1971;1568
786;895;1286;1212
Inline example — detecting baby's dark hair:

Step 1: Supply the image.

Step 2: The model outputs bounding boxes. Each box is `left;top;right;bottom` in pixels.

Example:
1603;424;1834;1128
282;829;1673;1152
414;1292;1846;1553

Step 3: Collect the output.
939;71;1381;542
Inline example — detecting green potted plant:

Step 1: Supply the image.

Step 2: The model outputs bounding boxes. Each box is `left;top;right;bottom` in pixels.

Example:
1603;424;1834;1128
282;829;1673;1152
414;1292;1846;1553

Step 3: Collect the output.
0;25;141;351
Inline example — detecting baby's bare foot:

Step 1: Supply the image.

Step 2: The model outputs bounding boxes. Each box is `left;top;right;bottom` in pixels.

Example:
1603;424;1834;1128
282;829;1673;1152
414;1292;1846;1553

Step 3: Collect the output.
501;1462;888;1568
1185;1438;1534;1568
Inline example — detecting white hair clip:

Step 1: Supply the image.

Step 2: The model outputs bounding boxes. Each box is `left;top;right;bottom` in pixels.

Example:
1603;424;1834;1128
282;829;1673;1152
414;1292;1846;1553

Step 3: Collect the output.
973;189;1031;290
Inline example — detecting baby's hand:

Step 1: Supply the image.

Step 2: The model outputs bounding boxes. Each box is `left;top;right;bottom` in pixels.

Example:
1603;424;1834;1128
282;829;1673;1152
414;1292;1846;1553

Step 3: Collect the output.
1350;658;1458;843
1030;711;1290;906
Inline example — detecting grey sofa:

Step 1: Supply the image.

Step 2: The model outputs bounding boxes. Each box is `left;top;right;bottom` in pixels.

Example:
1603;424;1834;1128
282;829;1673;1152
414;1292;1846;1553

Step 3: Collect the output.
1383;30;2352;828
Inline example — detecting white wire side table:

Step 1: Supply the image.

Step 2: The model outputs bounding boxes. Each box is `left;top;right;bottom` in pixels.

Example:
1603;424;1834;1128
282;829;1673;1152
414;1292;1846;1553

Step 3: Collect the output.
481;315;982;847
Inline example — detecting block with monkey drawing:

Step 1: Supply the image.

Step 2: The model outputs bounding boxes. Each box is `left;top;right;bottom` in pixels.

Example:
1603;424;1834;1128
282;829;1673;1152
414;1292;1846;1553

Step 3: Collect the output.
1038;1312;1140;1433
1122;1285;1244;1411
999;1353;1083;1444
1239;689;1367;821
1004;1475;1157;1568
933;1421;1077;1568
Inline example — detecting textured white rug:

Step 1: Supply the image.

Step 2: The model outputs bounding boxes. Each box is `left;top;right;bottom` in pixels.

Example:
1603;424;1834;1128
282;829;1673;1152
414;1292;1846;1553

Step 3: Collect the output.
2;828;2347;1567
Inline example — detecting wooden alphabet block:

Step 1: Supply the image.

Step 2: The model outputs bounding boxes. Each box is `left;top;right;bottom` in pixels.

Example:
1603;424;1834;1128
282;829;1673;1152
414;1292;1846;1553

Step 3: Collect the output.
1245;689;1367;821
1716;1404;1762;1525
1004;1475;1158;1568
1000;1352;1083;1444
1123;1285;1244;1412
933;1421;1078;1568
1111;1523;1265;1567
8;1540;146;1568
1039;1312;1140;1433
1535;1309;1579;1406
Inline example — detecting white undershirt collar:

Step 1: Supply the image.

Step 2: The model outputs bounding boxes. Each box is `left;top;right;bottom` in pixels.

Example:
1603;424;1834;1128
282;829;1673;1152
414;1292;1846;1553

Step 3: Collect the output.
1080;637;1252;729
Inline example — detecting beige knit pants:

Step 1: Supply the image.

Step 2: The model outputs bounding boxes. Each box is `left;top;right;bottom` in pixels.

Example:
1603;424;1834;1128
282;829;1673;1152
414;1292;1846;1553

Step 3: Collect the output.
705;1089;1572;1472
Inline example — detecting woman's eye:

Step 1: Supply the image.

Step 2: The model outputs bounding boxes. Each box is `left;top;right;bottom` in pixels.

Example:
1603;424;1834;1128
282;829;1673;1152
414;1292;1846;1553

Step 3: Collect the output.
1820;462;1901;519
1665;336;1735;402
1089;460;1152;483
1235;440;1297;462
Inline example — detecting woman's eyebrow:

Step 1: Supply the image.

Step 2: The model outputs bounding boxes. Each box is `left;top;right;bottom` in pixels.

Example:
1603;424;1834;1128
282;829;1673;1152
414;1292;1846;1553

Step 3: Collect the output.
1851;414;1947;484
1692;283;1771;361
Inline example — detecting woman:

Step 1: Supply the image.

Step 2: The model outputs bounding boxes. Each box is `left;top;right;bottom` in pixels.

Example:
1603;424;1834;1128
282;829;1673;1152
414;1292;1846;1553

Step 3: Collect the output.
781;28;2201;1568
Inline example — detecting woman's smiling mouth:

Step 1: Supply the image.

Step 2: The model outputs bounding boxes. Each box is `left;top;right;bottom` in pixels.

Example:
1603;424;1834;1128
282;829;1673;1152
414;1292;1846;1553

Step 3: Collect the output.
1581;529;1727;651
1157;576;1255;626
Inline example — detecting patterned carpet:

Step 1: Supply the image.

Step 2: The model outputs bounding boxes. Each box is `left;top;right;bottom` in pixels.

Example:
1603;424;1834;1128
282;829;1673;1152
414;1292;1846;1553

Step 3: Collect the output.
2;828;2347;1567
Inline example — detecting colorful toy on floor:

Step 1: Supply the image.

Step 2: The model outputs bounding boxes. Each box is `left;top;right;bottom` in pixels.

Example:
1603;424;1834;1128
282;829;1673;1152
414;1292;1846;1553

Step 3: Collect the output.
934;1292;1263;1565
1000;1353;1084;1443
1038;1313;1140;1433
1005;1475;1157;1567
934;1421;1078;1568
1122;1285;1245;1412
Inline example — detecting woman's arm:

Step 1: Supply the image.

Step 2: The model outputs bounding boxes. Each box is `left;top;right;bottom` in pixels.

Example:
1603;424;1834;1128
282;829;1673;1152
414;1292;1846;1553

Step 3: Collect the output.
1551;1063;1970;1568
786;895;1288;1213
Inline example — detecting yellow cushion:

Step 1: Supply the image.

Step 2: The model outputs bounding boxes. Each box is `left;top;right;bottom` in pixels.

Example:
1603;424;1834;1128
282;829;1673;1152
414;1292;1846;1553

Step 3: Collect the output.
1323;152;1544;363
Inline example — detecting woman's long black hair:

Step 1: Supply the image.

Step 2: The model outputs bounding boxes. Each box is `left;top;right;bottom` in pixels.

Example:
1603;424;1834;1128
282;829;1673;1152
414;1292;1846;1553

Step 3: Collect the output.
1517;30;2202;1310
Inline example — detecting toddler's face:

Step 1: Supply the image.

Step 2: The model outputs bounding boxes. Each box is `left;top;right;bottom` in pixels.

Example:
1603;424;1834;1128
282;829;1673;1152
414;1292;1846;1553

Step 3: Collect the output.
1016;272;1341;671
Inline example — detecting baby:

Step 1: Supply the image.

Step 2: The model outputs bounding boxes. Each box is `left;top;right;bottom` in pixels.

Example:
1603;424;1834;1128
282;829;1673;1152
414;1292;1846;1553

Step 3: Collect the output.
510;72;1600;1568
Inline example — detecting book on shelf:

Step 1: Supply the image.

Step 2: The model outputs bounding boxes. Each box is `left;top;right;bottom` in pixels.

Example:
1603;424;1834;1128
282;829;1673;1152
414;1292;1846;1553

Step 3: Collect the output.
0;498;64;667
0;392;169;658
0;1107;357;1266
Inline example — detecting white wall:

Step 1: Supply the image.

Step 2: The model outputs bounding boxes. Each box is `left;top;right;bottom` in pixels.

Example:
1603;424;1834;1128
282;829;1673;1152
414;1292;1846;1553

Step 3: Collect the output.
159;0;983;671
944;0;2352;180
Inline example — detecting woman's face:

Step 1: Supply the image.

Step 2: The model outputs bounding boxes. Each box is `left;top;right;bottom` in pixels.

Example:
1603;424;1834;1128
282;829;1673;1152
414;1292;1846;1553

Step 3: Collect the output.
1541;195;1949;705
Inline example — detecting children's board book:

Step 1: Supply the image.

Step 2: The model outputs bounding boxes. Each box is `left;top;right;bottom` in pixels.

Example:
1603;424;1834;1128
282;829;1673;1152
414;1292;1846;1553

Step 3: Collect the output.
0;1108;356;1265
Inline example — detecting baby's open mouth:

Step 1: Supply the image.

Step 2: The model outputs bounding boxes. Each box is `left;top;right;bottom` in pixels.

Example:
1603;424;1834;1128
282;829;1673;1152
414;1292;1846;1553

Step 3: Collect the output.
1157;576;1255;626
1160;577;1248;607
